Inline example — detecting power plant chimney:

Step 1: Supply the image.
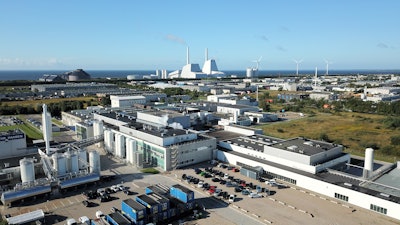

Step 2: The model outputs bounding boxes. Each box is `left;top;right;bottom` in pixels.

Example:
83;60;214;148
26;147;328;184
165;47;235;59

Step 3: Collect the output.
186;46;190;65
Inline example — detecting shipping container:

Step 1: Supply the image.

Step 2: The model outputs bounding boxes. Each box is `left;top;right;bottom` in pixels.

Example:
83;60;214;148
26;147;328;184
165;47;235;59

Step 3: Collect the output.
170;184;194;203
147;192;170;212
105;212;131;225
121;198;146;223
136;194;160;214
145;184;169;196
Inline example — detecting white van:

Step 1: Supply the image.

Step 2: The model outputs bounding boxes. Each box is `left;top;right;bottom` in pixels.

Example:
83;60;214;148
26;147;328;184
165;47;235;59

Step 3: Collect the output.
228;194;236;202
66;218;77;225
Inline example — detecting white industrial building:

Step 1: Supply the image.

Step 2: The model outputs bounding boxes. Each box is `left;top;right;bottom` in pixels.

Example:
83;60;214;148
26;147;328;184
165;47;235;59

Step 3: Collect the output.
216;103;260;116
214;133;400;221
93;109;216;171
110;95;147;108
0;130;27;158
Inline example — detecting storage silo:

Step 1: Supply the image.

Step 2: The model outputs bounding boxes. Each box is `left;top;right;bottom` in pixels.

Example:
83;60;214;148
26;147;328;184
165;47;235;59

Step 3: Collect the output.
363;148;374;178
89;151;101;174
52;153;67;176
126;138;132;164
115;134;125;158
20;158;35;183
70;152;79;173
77;149;88;170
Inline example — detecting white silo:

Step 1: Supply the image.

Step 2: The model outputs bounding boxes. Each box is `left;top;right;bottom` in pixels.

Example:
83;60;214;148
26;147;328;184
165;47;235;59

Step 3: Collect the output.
246;68;254;78
126;139;132;164
89;150;101;174
52;153;66;176
20;158;35;183
70;152;79;173
115;134;125;158
93;119;104;147
77;149;87;170
363;148;374;178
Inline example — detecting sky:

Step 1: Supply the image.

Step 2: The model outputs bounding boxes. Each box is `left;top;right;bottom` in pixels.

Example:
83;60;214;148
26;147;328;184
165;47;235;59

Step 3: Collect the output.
0;0;399;71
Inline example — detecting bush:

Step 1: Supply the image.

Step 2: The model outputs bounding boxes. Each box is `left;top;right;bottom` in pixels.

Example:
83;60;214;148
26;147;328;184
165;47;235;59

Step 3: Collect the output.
390;135;400;145
141;168;160;174
277;128;284;133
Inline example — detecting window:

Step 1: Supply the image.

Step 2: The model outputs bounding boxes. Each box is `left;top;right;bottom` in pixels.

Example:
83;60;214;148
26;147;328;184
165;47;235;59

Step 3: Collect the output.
334;193;349;202
370;204;387;215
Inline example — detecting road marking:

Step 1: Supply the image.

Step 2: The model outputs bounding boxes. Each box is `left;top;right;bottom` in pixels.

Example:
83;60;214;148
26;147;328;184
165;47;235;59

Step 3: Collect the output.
68;199;73;204
241;208;248;213
60;201;65;206
264;219;273;224
252;213;260;218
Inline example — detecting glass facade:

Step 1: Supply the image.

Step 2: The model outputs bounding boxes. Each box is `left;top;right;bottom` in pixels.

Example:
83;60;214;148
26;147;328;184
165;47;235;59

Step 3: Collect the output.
76;125;87;140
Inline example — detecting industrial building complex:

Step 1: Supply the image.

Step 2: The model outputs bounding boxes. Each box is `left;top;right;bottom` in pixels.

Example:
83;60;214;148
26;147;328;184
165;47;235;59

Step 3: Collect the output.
1;92;400;223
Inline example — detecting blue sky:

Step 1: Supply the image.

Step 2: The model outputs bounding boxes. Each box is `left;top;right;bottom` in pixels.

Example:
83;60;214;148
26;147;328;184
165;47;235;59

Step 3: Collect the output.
0;0;399;71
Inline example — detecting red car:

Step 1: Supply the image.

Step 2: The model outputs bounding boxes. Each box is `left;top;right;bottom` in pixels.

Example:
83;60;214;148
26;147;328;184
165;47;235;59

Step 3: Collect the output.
232;168;239;172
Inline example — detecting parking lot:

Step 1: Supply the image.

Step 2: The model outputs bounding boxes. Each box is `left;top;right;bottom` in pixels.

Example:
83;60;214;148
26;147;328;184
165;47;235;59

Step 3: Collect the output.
168;162;399;225
1;147;399;225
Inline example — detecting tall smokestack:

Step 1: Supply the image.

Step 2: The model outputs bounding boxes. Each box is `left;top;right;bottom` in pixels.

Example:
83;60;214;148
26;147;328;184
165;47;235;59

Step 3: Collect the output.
186;46;190;65
42;104;52;154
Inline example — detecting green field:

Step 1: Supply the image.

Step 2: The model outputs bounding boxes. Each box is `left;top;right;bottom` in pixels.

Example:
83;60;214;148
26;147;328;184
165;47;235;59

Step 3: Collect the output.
0;123;43;139
257;112;400;162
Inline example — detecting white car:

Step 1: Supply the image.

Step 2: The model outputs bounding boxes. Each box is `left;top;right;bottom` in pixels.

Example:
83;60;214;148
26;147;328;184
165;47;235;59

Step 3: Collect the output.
197;181;204;188
213;189;222;197
266;179;277;186
248;192;263;198
117;184;126;191
110;185;119;192
228;194;236;202
79;216;90;224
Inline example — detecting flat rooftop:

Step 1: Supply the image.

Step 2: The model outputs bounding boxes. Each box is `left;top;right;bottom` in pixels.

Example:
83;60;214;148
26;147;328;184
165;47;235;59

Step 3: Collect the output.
269;137;341;156
219;148;400;204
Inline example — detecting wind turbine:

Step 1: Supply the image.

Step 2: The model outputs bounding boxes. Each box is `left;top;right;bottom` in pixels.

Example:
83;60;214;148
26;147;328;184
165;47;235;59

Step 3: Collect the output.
252;56;262;71
324;59;333;75
293;59;303;76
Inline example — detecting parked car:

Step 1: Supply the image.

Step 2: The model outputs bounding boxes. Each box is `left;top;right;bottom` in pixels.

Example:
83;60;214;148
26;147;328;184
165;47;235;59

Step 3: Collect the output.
110;185;119;192
194;168;202;174
228;194;236;202
248;192;263;198
241;189;250;196
211;177;220;182
197;181;204;188
213;189;222;197
111;207;118;213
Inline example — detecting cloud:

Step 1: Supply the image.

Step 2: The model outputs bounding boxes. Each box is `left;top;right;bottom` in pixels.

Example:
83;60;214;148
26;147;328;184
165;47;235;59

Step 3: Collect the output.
279;26;290;32
258;35;269;41
377;42;389;49
377;42;397;50
165;34;186;45
276;45;287;52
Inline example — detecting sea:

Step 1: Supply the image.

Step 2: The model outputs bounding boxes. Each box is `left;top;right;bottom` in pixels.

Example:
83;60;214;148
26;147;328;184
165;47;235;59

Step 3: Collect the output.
0;69;399;81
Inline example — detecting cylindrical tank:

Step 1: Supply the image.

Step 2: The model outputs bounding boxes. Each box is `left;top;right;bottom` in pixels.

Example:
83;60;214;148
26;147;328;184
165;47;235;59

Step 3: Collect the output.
115;134;125;158
93;120;104;137
52;153;66;176
126;139;132;164
20;158;35;183
78;149;88;170
246;68;254;78
70;152;79;173
364;148;374;172
89;151;100;174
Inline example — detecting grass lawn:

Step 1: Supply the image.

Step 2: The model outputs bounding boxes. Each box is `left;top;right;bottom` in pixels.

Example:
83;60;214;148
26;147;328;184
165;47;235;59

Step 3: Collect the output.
257;111;400;162
0;123;42;139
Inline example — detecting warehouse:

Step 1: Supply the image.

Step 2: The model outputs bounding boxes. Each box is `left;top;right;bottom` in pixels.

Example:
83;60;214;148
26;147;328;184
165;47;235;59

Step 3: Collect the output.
216;133;400;221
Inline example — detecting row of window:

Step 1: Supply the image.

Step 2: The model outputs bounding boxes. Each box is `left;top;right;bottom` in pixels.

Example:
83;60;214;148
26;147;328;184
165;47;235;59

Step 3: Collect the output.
178;159;195;165
370;204;387;215
334;193;349;202
265;171;297;185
